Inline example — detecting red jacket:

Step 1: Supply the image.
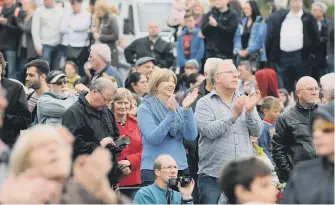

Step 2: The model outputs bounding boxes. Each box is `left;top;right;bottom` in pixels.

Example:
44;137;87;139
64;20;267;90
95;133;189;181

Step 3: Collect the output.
117;114;143;186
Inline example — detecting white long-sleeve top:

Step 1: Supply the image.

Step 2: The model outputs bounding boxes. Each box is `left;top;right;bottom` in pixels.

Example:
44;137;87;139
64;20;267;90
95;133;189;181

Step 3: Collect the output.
59;8;91;47
32;5;62;51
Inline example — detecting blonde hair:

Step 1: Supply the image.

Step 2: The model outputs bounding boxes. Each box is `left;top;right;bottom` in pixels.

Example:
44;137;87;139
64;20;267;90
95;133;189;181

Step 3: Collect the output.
148;69;177;95
9;125;69;176
93;0;112;28
102;73;117;83
191;1;205;13
111;88;134;110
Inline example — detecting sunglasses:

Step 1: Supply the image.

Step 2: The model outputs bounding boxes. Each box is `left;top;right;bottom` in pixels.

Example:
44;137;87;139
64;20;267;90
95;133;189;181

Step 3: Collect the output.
313;122;334;133
54;80;68;86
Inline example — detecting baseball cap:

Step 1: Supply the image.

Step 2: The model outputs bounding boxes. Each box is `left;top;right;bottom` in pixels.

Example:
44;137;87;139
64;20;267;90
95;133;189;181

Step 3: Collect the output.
46;70;66;84
135;57;156;67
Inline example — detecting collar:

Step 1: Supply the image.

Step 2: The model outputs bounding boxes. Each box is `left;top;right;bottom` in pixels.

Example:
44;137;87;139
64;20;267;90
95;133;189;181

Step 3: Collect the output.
208;88;241;105
287;9;303;18
79;95;104;118
321;156;334;171
264;118;275;125
295;102;318;113
94;64;109;77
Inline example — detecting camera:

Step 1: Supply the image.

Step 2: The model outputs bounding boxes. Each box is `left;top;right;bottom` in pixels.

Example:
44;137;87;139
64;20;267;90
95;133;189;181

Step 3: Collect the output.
105;136;131;154
168;175;192;189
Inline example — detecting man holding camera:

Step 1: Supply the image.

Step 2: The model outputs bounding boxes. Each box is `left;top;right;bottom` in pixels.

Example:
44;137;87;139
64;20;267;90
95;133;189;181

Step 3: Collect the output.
134;155;194;204
62;78;120;185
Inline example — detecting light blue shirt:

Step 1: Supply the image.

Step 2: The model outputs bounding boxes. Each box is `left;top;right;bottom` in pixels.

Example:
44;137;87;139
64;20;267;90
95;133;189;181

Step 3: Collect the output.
137;105;197;170
59;8;91;47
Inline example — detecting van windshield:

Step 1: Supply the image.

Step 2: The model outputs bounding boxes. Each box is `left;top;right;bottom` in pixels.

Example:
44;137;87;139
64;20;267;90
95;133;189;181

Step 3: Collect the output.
137;2;172;33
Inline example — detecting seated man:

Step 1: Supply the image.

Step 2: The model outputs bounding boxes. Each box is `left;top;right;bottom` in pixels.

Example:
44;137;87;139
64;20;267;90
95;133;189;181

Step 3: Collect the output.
134;155;194;204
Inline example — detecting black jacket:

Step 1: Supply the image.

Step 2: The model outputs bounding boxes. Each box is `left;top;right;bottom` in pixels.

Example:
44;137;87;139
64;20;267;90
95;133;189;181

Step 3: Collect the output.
62;95;119;159
124;36;174;68
0;5;21;51
282;157;334;204
0;78;31;147
272;102;318;182
266;9;320;64
62;95;120;185
201;7;239;58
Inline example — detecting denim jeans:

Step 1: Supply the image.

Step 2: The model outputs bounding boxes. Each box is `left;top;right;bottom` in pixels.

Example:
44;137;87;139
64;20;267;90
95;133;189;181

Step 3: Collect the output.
2;50;17;79
277;50;311;93
141;168;189;187
198;173;221;204
41;45;64;70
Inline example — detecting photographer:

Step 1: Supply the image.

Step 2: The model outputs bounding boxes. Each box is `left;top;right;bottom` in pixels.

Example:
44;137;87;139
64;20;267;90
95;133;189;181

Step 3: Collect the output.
62;78;120;186
134;155;194;204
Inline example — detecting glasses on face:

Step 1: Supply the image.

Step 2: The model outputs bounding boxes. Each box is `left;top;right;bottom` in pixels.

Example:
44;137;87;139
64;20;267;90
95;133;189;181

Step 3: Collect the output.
160;165;178;171
54;80;68;86
97;89;111;104
299;87;321;92
313;122;334;133
216;70;240;76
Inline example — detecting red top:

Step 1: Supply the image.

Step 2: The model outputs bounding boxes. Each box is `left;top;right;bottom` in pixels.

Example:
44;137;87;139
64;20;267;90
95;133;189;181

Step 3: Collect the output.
117;114;143;187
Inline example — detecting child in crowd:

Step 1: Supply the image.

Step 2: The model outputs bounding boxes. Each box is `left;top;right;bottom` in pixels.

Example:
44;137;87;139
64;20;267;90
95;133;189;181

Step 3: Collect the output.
258;96;282;165
220;157;278;204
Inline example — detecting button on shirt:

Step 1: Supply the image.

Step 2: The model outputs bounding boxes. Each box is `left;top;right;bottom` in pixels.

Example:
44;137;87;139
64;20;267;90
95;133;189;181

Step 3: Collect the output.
280;10;304;52
194;89;263;178
59;8;91;47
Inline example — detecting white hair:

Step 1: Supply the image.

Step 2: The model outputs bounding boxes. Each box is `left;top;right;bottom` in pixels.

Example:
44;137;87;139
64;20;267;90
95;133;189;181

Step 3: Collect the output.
204;58;224;73
274;0;288;9
89;77;117;92
91;44;111;63
320;73;335;101
312;2;328;14
208;59;234;85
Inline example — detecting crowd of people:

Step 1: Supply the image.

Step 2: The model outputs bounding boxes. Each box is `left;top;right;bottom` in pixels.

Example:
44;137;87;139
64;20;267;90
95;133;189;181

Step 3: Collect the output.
0;0;334;204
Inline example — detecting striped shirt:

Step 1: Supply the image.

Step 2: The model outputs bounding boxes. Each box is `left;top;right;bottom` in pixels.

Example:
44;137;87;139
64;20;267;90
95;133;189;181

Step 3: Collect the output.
27;92;40;113
194;89;263;178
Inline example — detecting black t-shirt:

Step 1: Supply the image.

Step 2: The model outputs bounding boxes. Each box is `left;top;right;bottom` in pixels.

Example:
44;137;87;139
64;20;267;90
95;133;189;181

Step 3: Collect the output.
241;23;253;49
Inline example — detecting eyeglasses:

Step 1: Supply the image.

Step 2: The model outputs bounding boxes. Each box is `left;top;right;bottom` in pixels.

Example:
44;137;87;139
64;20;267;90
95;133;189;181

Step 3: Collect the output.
313;122;334;133
216;70;240;76
160;165;178;171
97;89;111;104
299;87;321;92
54;80;68;86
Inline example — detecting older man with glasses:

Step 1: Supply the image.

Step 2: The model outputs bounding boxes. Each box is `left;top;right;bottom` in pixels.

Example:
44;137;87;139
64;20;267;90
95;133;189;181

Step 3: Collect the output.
62;77;120;186
36;70;78;124
272;76;320;183
194;59;263;204
134;154;195;204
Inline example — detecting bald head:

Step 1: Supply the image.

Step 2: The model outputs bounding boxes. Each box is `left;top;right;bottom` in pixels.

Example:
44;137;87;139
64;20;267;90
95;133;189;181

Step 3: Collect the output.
148;22;160;38
296;76;319;107
153;154;176;170
296;76;318;90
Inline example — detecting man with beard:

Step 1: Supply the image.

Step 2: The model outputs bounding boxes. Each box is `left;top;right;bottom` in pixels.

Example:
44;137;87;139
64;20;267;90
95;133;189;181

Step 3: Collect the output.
25;59;50;123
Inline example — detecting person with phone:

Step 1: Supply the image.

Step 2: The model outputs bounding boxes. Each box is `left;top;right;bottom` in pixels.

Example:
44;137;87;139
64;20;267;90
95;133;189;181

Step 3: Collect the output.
111;88;143;199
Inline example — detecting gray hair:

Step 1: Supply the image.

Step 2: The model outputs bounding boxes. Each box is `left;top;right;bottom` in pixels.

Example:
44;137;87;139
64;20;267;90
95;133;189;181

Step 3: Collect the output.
312;2;328;14
209;59;234;85
274;0;288;9
89;77;117;92
320;73;335;101
238;60;253;72
91;44;111;63
204;58;224;73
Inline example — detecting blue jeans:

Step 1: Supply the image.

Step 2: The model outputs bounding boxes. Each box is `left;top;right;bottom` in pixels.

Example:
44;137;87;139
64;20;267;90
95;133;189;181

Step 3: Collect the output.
41;45;64;70
2;50;17;79
141;168;190;187
198;173;221;204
